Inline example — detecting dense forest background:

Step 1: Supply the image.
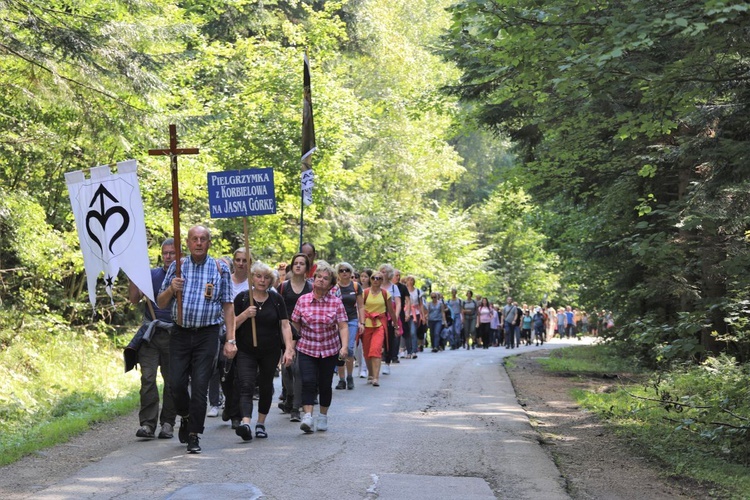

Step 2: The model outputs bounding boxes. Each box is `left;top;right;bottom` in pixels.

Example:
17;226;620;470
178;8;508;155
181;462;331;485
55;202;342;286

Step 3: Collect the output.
1;0;750;368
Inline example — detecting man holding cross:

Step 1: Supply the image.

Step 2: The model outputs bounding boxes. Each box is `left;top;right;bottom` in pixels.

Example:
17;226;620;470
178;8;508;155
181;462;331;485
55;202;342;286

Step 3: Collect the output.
157;225;237;454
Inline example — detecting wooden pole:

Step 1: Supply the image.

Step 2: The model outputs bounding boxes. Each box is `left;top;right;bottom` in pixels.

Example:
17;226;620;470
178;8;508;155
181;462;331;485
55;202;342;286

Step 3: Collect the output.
148;124;199;326
243;216;257;347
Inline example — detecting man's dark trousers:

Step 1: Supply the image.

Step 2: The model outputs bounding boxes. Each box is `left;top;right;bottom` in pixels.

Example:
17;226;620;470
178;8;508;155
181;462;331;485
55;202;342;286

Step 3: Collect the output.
170;325;220;434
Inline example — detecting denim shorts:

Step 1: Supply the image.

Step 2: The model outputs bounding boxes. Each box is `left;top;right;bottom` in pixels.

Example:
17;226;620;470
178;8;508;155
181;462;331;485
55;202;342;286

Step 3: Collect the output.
347;318;359;357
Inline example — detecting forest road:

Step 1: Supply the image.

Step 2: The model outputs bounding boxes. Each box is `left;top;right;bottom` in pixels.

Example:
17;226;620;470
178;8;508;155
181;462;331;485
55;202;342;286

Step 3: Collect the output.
1;339;592;500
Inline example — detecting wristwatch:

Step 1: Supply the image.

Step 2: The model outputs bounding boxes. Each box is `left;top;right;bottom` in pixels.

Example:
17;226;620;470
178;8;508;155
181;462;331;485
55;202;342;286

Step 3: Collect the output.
227;339;237;345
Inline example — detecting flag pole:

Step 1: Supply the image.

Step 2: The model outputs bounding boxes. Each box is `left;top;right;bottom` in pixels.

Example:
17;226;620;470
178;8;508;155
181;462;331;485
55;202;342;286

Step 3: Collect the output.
244;216;257;347
300;51;316;252
299;192;304;251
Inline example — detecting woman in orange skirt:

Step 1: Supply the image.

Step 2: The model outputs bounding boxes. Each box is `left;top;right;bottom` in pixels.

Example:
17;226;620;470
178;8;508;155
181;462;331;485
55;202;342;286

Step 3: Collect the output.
360;270;398;387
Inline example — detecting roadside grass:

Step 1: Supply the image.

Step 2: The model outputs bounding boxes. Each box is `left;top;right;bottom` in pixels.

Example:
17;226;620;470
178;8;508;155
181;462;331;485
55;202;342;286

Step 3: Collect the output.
0;312;139;467
540;345;750;499
538;343;642;374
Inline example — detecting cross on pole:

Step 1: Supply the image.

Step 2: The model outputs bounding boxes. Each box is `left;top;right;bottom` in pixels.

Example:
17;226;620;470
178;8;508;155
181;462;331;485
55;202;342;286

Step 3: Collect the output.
148;124;199;326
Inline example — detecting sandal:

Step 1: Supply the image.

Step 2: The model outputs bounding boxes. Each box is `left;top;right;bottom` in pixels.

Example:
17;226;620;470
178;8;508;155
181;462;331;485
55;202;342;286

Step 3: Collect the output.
372;379;380;387
367;376;373;385
255;424;268;438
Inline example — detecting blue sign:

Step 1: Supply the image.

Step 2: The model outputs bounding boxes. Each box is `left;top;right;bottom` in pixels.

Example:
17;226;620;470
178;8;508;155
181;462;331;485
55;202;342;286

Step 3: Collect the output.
207;168;276;218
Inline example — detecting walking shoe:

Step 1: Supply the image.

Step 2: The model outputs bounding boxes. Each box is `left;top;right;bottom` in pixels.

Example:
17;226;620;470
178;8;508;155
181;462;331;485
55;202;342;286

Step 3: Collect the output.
290;410;301;422
207;406;220;418
346;376;354;390
382;364;390;375
158;422;174;439
186;433;201;453
136;425;155;438
178;417;189;444
359;368;368;379
222;407;231;421
231;418;241;429
235;422;253;442
335;379;346;390
300;413;314;434
316;414;328;432
278;401;290;413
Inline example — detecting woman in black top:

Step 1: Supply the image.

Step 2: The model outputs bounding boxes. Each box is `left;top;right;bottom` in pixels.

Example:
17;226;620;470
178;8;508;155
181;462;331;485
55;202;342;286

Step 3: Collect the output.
233;261;294;441
277;252;313;421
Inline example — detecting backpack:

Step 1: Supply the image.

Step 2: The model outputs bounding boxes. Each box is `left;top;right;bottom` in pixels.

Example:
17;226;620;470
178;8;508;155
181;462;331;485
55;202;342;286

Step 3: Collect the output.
443;302;454;327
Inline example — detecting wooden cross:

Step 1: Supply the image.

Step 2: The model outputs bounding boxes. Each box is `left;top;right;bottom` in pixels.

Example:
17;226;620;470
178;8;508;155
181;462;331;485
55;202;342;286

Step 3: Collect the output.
148;124;199;325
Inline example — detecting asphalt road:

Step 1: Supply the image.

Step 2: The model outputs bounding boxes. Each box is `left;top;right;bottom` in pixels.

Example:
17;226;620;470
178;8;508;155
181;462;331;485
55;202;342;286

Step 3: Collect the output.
32;339;588;500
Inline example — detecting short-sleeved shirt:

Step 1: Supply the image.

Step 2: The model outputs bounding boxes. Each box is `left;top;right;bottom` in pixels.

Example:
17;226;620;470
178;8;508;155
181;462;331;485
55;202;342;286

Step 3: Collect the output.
502;304;517;324
478;306;493;324
409;289;423;313
335;282;362;321
159;255;231;328
291;292;347;358
363;289;391;327
147;267;173;322
464;299;477;319
231;278;249;301
395;282;409;321
427;301;443;322
385;283;401;308
446;298;463;317
233;290;288;353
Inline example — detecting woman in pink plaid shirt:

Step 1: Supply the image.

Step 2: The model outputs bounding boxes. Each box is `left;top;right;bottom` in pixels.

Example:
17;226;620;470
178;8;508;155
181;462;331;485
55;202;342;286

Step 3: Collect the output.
290;261;349;434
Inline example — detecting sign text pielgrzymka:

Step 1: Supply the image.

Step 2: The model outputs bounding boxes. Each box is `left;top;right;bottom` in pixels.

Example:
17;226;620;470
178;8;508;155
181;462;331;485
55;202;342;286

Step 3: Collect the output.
207;168;276;218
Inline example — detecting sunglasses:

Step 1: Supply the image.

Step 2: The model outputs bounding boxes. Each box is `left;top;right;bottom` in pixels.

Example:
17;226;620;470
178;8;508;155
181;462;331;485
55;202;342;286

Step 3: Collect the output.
338;268;351;273
371;276;383;281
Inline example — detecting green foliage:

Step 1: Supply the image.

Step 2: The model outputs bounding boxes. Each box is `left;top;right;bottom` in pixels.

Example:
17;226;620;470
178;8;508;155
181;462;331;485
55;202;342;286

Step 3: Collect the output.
0;311;139;464
547;346;750;496
538;344;642;375
442;0;750;361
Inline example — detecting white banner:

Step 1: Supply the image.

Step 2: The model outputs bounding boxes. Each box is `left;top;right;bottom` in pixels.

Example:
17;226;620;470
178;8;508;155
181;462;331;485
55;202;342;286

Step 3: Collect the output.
301;168;314;206
65;160;153;309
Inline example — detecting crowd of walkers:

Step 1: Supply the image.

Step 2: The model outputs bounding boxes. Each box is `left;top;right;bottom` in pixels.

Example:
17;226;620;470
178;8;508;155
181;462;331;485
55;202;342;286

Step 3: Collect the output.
127;231;613;454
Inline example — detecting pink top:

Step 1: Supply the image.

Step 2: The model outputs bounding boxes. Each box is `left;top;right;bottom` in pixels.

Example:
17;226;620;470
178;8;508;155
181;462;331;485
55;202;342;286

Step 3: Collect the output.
291;292;348;358
478;306;493;324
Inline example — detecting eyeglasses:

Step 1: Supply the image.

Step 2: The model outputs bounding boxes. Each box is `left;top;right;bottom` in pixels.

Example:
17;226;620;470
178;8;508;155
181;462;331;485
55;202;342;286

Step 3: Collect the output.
338;269;351;273
371;276;383;281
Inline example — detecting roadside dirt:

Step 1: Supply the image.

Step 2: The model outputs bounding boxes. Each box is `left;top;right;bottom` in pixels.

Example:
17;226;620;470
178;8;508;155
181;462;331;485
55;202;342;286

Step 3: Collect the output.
506;349;715;500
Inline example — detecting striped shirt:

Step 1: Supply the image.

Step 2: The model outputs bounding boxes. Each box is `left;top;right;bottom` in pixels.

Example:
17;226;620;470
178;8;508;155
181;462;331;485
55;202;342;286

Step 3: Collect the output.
160;255;232;328
291;292;347;358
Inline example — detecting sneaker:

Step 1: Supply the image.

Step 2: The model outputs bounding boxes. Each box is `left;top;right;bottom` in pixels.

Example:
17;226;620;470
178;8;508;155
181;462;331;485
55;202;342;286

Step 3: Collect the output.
290;410;301;422
335;379;346;390
222;407;231;421
300;413;314;433
316;414;328;432
359;368;368;379
186;433;201;453
178;417;189;444
278;401;290;414
346;376;354;390
158;422;174;439
235;422;253;442
382;364;390;375
136;425;155;438
231;418;241;430
207;406;220;418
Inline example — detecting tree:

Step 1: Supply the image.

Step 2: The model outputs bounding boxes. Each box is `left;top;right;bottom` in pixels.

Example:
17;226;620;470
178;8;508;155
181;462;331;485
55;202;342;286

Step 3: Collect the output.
443;0;750;362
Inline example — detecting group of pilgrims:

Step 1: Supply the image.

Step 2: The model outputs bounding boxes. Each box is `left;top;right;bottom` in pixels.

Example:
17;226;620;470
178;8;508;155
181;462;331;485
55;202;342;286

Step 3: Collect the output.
130;232;608;453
